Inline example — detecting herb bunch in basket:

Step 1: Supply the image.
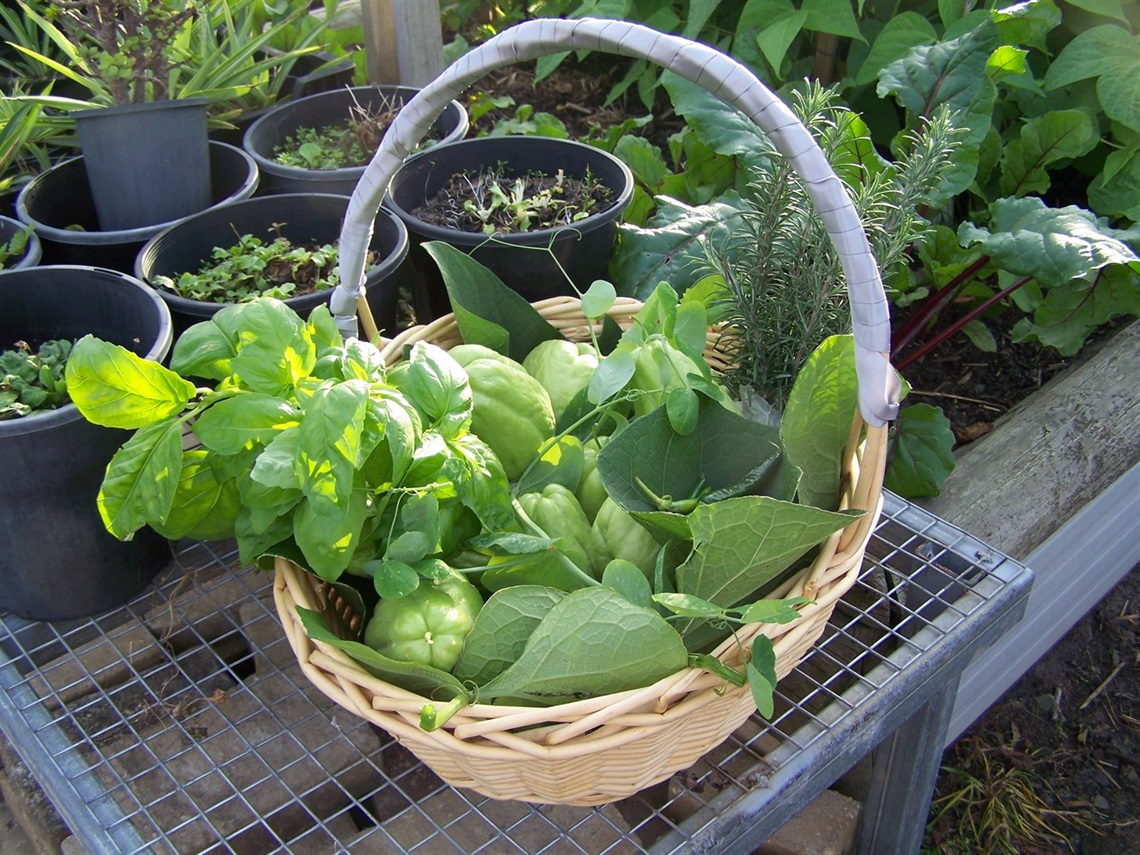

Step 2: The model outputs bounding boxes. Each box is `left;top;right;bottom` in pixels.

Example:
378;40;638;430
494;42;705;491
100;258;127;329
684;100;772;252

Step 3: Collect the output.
62;241;872;730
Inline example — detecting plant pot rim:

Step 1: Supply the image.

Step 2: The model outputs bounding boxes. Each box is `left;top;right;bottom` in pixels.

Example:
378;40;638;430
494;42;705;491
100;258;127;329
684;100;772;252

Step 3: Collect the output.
73;96;212;121
0;264;172;437
383;136;634;246
15;141;258;245
243;84;469;181
138;195;409;315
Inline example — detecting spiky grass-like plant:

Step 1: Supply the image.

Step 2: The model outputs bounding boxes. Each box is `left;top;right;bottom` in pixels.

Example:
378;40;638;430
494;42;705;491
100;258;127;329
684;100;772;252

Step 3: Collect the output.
709;82;958;407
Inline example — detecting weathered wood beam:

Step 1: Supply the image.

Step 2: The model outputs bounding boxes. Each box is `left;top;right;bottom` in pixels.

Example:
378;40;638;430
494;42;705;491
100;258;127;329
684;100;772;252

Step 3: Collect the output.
360;0;445;87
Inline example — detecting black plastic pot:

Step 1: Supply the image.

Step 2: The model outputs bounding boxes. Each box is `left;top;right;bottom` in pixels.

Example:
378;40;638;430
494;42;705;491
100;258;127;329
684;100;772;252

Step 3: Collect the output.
243;85;468;196
16;141;258;274
135;193;410;339
384;136;634;319
0;266;175;621
0;214;41;271
74;98;212;231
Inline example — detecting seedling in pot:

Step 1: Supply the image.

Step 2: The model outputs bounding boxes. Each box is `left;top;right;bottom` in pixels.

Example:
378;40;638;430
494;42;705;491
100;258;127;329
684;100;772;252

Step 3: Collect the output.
0;338;72;419
272;92;400;170
415;165;613;235
153;224;374;304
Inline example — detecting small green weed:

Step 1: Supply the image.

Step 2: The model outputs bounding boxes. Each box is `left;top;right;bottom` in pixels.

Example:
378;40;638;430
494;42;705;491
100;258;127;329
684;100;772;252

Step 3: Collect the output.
416;165;612;235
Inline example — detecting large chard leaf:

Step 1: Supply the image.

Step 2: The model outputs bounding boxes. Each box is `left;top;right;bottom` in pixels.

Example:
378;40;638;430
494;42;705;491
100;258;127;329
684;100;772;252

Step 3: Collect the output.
98;421;184;539
675;497;862;608
877;20;999;200
958;197;1140;290
610;194;747;301
451;585;564;686
660;73;773;176
780;335;858;512
424;242;562;363
884;404;956;499
66;336;196;429
478;587;688;705
1013;265;1140;356
998;110;1099;198
1088;143;1140;222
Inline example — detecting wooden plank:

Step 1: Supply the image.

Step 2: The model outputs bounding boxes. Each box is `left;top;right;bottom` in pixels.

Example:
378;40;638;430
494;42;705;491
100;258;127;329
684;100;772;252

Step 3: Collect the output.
919;318;1140;559
361;0;444;87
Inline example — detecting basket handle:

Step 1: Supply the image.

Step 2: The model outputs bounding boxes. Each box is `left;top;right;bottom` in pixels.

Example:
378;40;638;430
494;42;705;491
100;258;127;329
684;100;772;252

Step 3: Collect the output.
332;18;901;426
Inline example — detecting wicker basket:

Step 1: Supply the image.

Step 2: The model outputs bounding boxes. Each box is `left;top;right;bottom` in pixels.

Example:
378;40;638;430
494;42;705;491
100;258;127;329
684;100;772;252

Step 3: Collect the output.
273;18;901;806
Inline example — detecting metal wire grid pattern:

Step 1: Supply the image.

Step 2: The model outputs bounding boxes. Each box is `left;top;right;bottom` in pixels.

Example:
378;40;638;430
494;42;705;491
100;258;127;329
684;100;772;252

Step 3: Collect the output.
0;493;1026;855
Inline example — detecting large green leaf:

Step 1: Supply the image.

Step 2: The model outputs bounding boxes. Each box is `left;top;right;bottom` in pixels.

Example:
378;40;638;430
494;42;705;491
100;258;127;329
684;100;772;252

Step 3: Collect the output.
611;194;747;300
957;197;1140;290
877;20;999;197
1088;144;1140;222
297;379;371;511
1043;24;1140;132
227;299;316;396
780;335;858;512
169;319;238;380
192;394;299;455
1013;265;1140;356
675;497;861;608
998;110;1099;198
451;585;565;685
66;336;196;429
424;242;562;363
293;486;369;582
883;404;956;499
478;587;688;704
98;421;184;539
151;449;241;541
597;397;783;514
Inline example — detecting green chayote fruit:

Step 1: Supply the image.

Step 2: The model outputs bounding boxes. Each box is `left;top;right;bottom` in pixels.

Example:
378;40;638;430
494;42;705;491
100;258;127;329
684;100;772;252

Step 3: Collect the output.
522;339;599;419
588;497;662;579
576;435;610;523
450;344;555;480
517;483;593;574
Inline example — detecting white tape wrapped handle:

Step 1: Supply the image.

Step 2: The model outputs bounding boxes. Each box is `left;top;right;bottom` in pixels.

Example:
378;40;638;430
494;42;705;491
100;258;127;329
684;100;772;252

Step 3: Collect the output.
333;17;901;425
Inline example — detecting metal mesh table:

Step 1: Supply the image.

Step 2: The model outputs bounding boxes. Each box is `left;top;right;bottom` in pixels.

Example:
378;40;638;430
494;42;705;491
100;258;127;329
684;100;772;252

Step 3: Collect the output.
0;492;1032;854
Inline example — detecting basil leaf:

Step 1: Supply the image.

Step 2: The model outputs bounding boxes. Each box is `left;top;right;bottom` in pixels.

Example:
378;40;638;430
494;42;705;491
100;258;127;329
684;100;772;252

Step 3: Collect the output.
98;421;184;539
66;336;196;429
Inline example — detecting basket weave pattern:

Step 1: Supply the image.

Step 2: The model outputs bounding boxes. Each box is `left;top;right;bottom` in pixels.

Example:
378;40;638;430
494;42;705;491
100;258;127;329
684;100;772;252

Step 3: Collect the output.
273;298;887;805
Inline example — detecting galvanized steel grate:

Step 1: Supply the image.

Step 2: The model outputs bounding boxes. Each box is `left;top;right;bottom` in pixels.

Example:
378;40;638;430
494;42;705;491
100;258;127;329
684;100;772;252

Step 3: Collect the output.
0;493;1029;854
